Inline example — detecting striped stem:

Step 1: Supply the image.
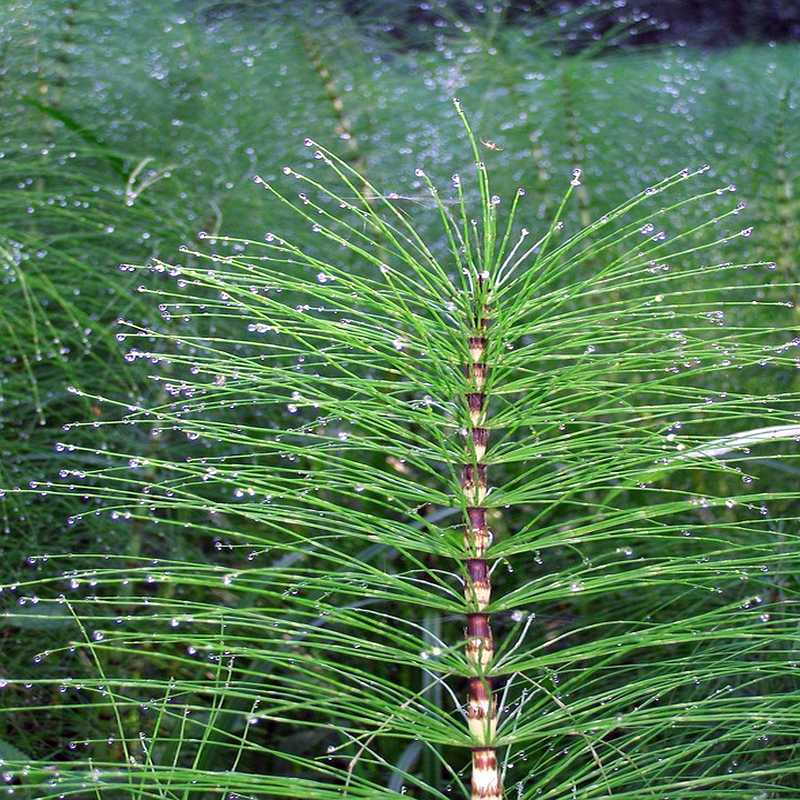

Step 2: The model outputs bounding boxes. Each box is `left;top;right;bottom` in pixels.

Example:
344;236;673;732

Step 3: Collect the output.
301;33;364;168
462;310;502;800
773;87;796;277
560;67;591;228
301;34;377;211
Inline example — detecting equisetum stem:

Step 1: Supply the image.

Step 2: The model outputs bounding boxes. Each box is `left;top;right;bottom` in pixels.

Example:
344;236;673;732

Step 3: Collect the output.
301;34;363;167
462;292;502;800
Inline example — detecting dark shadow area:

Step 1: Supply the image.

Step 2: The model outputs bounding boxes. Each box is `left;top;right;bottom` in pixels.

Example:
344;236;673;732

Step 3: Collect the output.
196;0;800;50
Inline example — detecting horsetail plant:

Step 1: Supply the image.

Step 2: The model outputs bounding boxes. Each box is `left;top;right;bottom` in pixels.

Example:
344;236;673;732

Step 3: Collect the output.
5;102;800;798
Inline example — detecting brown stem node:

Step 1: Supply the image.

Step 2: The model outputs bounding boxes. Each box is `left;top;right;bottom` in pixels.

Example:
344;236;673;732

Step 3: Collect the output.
466;559;491;610
469;336;486;362
471;747;502;799
463;362;488;389
461;463;488;504
465;613;493;670
467;393;486;425
464;506;491;557
471;427;489;460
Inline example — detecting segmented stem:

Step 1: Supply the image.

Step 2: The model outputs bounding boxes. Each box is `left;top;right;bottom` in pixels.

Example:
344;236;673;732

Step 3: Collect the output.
462;294;502;800
773;87;795;277
560;67;590;228
302;33;363;167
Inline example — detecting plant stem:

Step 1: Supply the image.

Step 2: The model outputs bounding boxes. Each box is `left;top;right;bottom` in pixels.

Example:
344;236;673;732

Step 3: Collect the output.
462;284;501;800
560;65;590;229
301;33;364;169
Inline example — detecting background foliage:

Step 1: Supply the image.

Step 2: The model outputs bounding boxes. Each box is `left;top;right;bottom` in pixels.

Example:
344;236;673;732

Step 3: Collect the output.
1;1;799;797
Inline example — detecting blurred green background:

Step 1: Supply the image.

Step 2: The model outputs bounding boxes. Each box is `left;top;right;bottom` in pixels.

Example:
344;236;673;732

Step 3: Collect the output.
1;0;798;778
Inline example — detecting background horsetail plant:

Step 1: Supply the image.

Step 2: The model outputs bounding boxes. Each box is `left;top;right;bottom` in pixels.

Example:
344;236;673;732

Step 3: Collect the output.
4;101;800;797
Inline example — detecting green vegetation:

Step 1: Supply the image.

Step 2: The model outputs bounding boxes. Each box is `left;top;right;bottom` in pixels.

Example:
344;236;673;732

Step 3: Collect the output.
1;2;799;798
